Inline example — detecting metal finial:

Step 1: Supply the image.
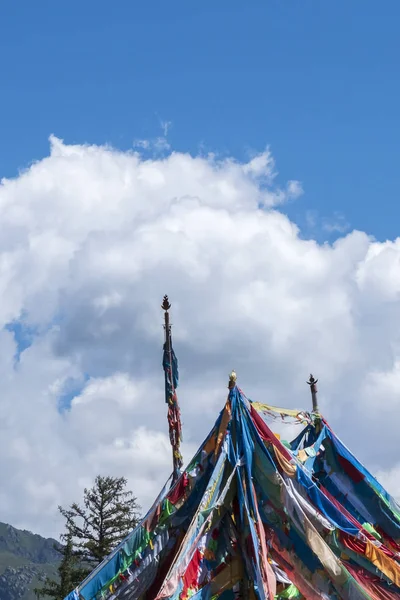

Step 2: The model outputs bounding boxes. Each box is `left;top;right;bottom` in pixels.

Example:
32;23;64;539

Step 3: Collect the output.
161;295;171;312
228;370;237;389
307;374;318;388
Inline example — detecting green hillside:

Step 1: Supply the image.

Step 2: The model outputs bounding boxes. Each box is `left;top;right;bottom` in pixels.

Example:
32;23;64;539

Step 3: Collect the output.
0;522;60;600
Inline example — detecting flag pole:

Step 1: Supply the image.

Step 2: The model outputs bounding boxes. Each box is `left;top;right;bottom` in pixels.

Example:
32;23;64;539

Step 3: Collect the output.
307;374;319;413
307;373;321;431
162;295;183;484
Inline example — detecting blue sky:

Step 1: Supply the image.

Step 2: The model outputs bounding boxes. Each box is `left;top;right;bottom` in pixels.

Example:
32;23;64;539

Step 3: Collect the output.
3;1;400;533
1;0;399;241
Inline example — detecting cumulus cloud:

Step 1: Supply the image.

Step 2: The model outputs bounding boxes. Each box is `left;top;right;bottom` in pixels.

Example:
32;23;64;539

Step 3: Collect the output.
0;137;399;537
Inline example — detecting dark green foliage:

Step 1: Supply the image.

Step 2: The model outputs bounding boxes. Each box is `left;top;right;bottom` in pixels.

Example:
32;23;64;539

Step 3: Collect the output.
34;534;86;600
59;475;141;565
34;475;140;600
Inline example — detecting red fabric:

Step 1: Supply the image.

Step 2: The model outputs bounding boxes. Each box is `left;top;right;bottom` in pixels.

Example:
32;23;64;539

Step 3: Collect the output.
340;531;394;560
168;395;182;447
250;406;293;461
346;562;400;600
337;453;365;484
322;486;396;557
144;534;183;600
370;540;394;558
269;536;322;600
181;549;202;598
320;484;362;530
146;501;162;532
376;527;400;553
167;472;188;505
340;531;366;555
322;418;364;483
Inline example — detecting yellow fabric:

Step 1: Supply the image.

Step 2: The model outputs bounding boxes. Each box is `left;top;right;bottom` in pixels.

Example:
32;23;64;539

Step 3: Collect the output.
304;520;348;586
298;449;307;463
209;557;242;594
252;402;303;418
274;447;297;477
365;540;400;587
203;548;215;561
215;400;231;456
203;435;216;455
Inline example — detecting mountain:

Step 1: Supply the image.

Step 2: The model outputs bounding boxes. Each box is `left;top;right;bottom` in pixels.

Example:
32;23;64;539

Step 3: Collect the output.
0;522;60;600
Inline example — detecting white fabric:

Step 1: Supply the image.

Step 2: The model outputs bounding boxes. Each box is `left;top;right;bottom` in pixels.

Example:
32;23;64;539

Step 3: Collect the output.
290;479;334;532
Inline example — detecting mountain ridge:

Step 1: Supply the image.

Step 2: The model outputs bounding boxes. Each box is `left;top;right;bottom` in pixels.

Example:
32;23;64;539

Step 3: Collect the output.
0;522;60;600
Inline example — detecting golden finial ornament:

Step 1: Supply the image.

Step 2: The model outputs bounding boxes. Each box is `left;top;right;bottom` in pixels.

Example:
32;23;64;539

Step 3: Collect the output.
228;370;237;389
161;295;171;312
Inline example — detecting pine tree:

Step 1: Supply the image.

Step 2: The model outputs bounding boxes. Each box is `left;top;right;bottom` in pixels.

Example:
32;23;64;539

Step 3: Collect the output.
34;533;87;600
35;475;141;600
59;475;141;565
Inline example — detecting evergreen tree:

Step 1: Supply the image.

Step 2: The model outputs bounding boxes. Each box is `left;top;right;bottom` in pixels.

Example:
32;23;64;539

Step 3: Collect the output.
59;475;140;565
34;533;87;600
35;475;140;600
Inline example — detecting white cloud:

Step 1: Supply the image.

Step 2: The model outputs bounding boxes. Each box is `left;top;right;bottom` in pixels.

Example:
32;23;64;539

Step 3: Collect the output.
286;179;303;200
0;137;398;538
160;120;171;137
322;211;350;234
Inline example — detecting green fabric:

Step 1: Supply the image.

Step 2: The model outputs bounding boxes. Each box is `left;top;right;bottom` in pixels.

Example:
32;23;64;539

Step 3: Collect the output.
378;490;400;521
159;499;174;525
362;522;381;540
275;584;301;599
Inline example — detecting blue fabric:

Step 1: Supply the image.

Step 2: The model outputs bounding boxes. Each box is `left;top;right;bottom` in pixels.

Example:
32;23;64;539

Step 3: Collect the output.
353;479;400;539
326;429;389;499
302;426;327;473
291;425;327;474
162;343;179;400
288;526;321;573
200;436;229;510
318;429;400;537
238;406;257;517
67;385;400;600
290;424;313;451
218;592;235;600
247;514;267;600
63;592;79;600
189;585;212;599
80;552;121;600
296;467;359;535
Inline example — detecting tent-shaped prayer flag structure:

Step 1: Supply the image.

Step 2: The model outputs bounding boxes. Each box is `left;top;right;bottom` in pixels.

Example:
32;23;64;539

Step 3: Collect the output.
64;371;400;600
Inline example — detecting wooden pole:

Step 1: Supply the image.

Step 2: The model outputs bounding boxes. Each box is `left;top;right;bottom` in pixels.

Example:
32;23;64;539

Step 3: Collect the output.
162;295;183;483
307;373;322;433
307;374;319;414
